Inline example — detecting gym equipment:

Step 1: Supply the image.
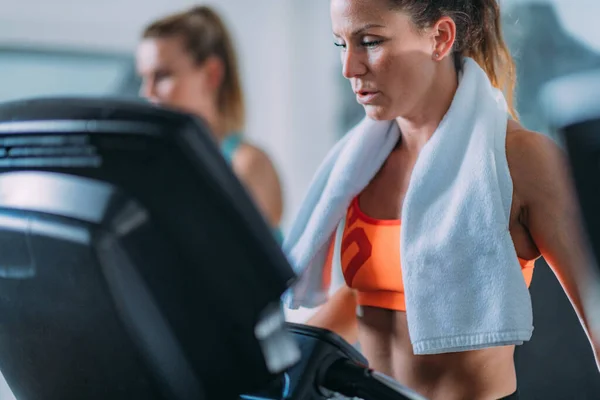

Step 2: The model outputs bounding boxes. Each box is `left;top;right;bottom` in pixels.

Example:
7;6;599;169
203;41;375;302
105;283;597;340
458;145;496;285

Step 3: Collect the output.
0;97;296;400
242;323;426;400
0;98;422;400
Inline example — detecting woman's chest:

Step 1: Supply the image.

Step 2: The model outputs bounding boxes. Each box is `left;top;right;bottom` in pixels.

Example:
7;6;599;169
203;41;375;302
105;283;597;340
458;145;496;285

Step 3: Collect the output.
356;149;540;260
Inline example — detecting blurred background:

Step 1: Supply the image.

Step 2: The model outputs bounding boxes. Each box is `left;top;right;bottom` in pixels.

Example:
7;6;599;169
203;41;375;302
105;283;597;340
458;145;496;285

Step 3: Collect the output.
1;0;600;229
0;0;342;232
2;0;600;397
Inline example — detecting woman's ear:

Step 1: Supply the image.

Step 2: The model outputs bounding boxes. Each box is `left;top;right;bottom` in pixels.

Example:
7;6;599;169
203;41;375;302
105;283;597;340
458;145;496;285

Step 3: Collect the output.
431;16;456;60
203;55;225;91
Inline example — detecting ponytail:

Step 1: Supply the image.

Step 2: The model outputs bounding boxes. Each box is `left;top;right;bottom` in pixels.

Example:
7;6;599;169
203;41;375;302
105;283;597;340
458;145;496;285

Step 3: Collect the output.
142;6;245;133
388;0;518;119
462;0;517;119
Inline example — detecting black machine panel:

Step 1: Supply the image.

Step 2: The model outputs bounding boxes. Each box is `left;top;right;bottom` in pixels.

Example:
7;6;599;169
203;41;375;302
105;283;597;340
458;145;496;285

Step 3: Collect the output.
0;98;297;400
0;98;425;400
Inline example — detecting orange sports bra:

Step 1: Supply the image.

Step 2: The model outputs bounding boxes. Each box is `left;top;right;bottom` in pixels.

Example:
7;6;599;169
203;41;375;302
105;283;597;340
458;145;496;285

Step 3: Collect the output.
323;197;538;312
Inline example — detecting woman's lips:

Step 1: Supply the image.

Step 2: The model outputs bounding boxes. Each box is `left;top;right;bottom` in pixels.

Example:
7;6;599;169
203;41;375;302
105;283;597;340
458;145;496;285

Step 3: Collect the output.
356;91;381;104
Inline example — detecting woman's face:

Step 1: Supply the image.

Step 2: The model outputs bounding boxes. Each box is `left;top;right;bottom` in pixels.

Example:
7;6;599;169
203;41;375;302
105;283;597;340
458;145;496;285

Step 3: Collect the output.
331;0;438;120
136;36;220;119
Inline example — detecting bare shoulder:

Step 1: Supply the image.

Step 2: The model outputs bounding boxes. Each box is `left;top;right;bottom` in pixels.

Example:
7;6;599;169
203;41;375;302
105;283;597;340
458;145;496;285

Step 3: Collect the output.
232;142;276;176
231;141;283;225
505;120;562;166
505;119;570;206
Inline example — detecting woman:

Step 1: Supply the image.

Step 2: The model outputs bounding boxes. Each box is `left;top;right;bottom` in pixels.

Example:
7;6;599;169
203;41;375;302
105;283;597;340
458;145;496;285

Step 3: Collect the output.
136;6;284;237
284;0;600;399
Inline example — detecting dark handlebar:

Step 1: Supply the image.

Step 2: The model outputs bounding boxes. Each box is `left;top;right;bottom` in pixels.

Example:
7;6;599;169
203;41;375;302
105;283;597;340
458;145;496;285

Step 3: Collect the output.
320;358;427;400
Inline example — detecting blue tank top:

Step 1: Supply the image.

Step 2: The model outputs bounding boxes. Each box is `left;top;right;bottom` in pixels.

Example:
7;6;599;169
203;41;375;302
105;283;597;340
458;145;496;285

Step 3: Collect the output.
220;134;243;164
220;134;283;243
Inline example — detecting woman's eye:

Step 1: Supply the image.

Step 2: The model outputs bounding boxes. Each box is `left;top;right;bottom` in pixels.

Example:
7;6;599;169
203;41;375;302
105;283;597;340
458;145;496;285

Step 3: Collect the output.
333;38;383;50
154;70;171;81
361;39;383;48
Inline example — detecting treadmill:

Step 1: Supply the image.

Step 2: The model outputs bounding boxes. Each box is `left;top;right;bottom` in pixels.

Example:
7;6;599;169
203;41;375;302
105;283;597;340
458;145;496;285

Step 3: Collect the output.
0;98;424;400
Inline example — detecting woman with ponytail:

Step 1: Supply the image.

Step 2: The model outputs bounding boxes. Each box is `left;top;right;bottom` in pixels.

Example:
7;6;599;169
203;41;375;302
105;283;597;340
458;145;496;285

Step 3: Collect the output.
136;6;283;239
284;0;600;398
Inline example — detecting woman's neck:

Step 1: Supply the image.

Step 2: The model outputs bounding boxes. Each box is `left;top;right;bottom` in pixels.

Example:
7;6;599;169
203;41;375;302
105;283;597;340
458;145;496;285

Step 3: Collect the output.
395;59;458;153
211;122;228;143
201;111;228;142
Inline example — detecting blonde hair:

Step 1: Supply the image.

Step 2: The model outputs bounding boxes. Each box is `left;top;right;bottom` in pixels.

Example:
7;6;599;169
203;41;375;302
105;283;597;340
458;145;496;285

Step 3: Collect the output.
143;6;245;132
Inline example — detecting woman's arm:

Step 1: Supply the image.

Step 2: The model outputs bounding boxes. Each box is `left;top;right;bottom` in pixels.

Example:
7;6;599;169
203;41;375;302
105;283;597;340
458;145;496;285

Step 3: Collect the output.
306;285;359;344
507;126;600;365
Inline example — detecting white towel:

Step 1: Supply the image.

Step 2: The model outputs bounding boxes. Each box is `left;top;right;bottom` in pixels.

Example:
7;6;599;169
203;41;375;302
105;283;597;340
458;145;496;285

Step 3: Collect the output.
283;58;534;355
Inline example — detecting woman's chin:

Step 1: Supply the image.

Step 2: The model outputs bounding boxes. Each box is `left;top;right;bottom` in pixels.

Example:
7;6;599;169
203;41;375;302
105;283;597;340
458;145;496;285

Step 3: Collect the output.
363;105;395;121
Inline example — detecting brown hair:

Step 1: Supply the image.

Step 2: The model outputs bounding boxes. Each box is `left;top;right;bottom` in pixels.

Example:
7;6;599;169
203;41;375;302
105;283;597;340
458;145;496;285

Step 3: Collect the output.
143;6;245;132
388;0;517;118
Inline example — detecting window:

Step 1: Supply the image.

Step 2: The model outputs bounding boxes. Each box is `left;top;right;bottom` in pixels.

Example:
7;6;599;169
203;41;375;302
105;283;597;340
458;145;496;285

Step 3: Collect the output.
504;0;600;138
0;46;140;103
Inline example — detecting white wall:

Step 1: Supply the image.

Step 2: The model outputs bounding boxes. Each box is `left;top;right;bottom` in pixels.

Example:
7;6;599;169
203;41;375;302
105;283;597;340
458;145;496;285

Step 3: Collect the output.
0;0;342;229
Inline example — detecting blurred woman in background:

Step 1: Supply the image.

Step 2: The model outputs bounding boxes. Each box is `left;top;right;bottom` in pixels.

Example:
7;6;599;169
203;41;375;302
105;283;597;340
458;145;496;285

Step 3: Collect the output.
136;5;284;239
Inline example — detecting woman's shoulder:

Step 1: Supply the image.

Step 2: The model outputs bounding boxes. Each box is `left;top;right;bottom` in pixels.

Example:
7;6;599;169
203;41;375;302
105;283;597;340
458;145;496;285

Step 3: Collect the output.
231;140;283;226
232;141;276;174
505;120;562;169
506;120;548;150
505;119;570;206
221;134;275;169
